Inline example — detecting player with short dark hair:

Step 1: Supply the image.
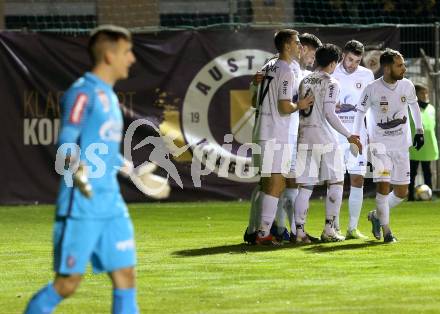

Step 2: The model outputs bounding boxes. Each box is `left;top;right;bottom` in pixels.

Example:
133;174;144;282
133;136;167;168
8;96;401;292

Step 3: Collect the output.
353;48;424;242
343;40;364;56
271;33;322;242
24;25;138;313
331;39;375;240
298;33;322;69
244;32;322;244
252;29;314;244
294;43;362;243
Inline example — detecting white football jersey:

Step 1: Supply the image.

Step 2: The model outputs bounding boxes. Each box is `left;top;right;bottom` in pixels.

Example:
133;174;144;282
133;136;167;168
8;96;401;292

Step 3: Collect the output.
357;77;417;150
332;64;374;143
298;71;341;145
255;59;295;143
287;60;302;137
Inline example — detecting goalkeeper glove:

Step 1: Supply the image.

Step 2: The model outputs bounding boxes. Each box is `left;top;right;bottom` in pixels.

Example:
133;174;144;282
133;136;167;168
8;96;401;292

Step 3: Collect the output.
413;133;424;151
73;163;93;198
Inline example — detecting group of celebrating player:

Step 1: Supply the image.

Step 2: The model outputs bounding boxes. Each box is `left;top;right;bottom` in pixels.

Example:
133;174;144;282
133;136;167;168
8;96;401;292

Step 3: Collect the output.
243;29;425;245
22;24;427;313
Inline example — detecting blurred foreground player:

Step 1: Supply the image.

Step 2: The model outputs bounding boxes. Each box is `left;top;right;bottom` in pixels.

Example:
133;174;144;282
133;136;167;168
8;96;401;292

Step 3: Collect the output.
24;25;138;314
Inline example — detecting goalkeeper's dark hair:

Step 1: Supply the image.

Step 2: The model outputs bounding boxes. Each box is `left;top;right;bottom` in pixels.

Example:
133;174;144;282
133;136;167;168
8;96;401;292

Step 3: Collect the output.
344;40;364;56
274;29;299;53
88;25;132;65
380;48;403;67
299;33;322;49
315;43;341;68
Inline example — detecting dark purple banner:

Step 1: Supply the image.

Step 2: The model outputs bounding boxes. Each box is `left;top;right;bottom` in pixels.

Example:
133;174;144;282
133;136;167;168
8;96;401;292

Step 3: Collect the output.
0;27;399;204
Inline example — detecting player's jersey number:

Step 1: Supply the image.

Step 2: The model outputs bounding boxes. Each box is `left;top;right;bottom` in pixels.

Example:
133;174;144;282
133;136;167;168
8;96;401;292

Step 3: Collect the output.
256;75;274;119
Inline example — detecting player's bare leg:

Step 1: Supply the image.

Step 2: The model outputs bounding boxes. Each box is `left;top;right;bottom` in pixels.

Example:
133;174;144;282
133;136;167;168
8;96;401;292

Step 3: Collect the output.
24;274;82;313
53;274;82;297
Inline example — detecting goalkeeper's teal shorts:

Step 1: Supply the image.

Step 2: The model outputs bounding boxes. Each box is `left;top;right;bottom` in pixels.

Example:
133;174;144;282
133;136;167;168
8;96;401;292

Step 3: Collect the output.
53;215;136;274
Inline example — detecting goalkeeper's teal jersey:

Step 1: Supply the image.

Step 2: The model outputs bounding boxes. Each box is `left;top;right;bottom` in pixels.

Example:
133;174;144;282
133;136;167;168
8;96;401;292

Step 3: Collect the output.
56;72;128;219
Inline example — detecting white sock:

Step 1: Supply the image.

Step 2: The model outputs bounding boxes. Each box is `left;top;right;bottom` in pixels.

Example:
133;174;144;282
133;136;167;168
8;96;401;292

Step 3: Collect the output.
247;185;261;234
376;193;390;226
294;188;313;229
324;217;336;234
326;185;343;218
284;188;298;233
259;193;279;237
325;185;343;232
334;215;340;231
389;191;404;209
275;191;287;234
348;186;364;231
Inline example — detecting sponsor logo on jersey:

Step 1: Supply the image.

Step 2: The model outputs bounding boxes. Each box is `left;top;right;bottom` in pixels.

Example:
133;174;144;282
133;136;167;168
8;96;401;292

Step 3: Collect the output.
379;170;391;177
336;103;357;113
328;84;335;98
282;80;288;95
356;82;362;89
377;113;407;130
401;96;406;103
99;118;123;142
380;96;388;113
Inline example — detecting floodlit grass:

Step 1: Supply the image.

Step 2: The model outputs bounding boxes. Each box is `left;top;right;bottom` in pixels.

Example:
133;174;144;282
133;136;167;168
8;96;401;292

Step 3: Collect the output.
1;199;440;313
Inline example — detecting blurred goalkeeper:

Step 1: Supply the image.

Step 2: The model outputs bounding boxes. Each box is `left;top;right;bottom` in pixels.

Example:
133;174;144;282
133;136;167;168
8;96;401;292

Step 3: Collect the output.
25;25;138;314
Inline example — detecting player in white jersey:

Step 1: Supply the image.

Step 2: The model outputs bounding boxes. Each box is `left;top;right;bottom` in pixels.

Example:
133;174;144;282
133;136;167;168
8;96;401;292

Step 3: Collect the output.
253;29;314;245
353;49;424;243
331;40;375;240
244;33;321;244
294;44;362;243
272;33;322;242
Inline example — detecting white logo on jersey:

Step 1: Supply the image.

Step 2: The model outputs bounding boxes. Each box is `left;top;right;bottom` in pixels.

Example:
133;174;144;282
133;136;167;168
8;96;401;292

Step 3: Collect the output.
99;119;123;142
116;239;135;251
380;96;388;113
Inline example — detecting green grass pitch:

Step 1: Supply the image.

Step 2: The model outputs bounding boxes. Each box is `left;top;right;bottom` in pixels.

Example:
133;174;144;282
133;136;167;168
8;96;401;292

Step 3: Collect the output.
1;198;440;313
